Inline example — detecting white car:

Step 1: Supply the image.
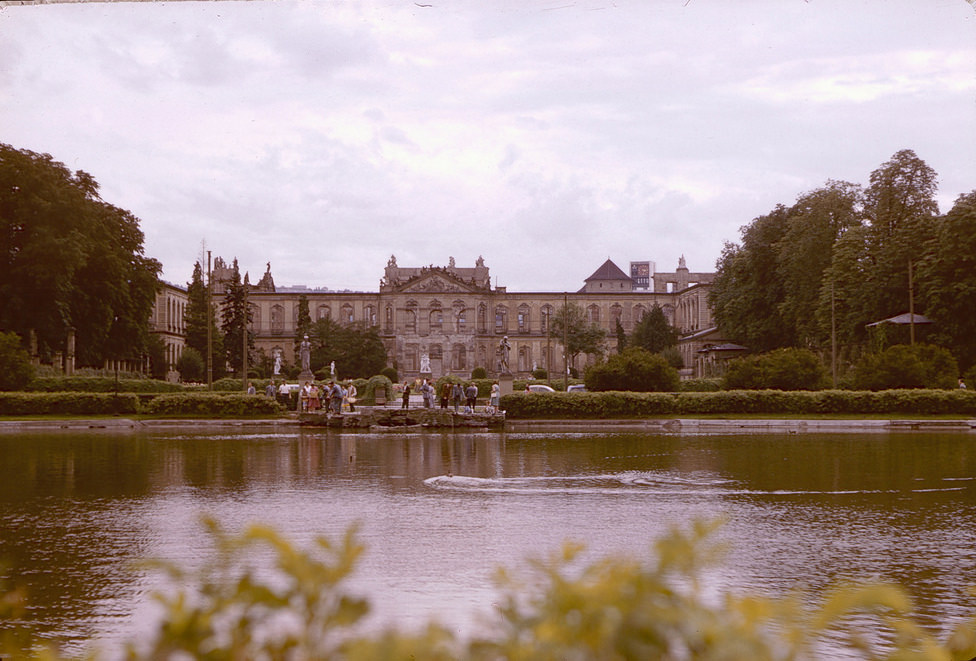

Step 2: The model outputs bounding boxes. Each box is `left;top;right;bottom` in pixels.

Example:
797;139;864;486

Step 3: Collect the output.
526;384;556;393
567;384;587;392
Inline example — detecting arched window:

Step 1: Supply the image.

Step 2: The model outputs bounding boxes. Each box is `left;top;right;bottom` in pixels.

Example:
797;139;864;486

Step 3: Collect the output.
478;304;487;333
317;305;330;321
610;304;623;325
495;305;508;333
633;304;647;324
517;304;531;334
271;305;285;334
518;345;531;372
452;344;466;370
587;304;600;324
341;303;354;324
364;305;376;327
429;308;443;331
405;309;416;333
541;305;553;334
456;308;467;333
385;305;394;332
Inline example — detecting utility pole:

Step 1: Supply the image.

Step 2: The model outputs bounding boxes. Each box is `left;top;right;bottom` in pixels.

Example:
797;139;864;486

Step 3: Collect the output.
563;292;569;391
242;281;248;392
908;259;915;345
545;306;551;387
830;280;837;388
207;250;213;391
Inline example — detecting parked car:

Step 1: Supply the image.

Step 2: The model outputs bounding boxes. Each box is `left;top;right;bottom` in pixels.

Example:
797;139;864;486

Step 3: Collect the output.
526;384;556;393
567;384;587;392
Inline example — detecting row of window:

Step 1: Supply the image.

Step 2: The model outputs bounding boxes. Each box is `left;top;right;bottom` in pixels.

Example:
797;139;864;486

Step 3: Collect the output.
253;301;674;335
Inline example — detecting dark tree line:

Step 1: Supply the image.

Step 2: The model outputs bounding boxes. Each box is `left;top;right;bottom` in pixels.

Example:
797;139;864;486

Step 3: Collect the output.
708;149;976;372
0;144;162;367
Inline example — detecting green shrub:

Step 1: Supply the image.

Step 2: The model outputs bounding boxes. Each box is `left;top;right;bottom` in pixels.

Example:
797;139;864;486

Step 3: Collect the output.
531;367;548;379
660;346;684;369
0;331;34;391
964;364;976;390
724;348;828;391
26;377;183;393
850;343;958;390
175;347;205;382
0;392;140;415
142;393;285;417
470;366;488;379
680;378;722;392
380;366;398;382
584;347;680;392
364;375;394;404
500;389;976;418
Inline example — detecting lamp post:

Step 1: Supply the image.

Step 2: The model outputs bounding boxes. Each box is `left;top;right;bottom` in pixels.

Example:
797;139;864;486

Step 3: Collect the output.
207;250;213;391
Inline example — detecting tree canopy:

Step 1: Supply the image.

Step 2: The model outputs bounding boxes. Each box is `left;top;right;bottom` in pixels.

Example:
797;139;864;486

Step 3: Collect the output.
308;317;388;380
629;304;678;354
549;303;606;370
708;150;969;374
0;144;161;366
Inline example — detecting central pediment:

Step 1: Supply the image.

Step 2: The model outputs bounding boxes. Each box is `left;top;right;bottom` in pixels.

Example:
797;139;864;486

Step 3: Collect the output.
398;271;480;294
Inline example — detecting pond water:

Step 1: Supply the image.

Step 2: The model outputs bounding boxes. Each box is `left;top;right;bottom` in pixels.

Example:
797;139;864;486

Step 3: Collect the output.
1;426;975;657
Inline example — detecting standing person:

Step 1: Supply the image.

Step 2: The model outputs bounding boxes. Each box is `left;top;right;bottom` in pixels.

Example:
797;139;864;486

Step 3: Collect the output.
323;381;332;413
421;379;434;408
401;382;411;409
300;381;311;412
490;381;500;409
465;382;477;412
346;381;357;411
451;382;463;412
265;381;276;398
308;383;321;411
961;378;968;389
440;382;451;409
247;382;256;395
331;381;344;414
278;381;290;407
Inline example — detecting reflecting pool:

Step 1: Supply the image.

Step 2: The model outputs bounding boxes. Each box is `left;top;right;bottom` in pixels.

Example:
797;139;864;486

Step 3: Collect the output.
1;426;975;657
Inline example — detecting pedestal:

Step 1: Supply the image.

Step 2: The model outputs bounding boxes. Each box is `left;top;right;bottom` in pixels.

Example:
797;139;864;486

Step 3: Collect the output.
498;374;514;396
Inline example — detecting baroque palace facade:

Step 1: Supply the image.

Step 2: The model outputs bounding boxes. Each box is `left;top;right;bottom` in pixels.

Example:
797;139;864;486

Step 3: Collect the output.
152;254;725;380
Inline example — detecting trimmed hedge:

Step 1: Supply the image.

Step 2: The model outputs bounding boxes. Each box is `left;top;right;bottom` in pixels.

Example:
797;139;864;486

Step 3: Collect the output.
142;393;286;417
0;392;140;415
27;376;184;393
500;389;976;418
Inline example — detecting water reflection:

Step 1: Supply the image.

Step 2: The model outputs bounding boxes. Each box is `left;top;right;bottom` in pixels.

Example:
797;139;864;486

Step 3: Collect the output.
1;428;975;656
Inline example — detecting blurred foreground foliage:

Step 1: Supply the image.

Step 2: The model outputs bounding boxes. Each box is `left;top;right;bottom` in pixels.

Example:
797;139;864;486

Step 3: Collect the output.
3;519;976;660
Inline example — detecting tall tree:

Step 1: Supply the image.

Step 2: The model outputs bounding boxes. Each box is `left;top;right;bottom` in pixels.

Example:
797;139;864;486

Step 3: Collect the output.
550;303;606;371
862;149;939;324
917;190;976;371
630;304;678;354
184;260;223;376
614;318;627;354
220;259;253;376
0;144;161;365
777;181;863;348
707;206;792;352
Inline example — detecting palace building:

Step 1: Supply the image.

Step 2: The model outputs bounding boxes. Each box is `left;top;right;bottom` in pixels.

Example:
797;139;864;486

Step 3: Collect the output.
154;255;729;380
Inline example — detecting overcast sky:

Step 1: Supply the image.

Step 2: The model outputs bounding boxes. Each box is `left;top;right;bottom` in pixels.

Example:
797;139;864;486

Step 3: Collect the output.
1;0;974;292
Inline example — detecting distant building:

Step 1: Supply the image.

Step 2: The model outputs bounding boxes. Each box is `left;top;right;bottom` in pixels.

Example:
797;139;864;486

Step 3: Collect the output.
152;255;728;378
630;261;654;290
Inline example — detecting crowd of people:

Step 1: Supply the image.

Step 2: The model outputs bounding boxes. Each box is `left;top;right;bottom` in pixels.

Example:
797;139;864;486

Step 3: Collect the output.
400;379;499;414
250;376;504;415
